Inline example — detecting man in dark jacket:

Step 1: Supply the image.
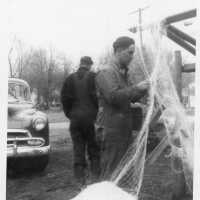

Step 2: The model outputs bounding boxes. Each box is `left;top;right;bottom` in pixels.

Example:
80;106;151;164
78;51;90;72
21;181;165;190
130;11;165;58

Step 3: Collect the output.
96;36;150;179
61;56;100;185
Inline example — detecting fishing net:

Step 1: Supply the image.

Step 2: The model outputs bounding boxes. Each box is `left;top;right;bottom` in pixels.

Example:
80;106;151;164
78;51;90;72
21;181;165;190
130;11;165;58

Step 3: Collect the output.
71;181;137;200
71;21;194;200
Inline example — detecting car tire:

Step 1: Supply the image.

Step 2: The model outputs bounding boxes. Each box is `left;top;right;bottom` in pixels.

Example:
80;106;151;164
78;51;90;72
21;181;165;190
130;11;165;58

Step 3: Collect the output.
31;155;49;172
7;155;49;174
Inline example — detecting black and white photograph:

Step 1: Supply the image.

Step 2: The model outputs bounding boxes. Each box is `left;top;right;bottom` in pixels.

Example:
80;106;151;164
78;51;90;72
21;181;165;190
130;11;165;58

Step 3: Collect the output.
1;0;199;200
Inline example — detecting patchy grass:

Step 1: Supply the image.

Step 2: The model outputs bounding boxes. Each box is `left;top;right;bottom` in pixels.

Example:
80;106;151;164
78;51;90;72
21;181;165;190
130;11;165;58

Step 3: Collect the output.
44;110;67;123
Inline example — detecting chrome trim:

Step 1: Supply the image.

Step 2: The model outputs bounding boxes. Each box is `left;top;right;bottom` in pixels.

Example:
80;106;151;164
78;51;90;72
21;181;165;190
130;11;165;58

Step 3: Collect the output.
7;128;31;134
7;129;31;138
7;145;50;158
7;129;29;132
7;137;45;147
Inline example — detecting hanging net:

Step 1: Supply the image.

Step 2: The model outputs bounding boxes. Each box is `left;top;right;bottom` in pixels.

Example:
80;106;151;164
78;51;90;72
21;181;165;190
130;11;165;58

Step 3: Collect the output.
71;21;194;200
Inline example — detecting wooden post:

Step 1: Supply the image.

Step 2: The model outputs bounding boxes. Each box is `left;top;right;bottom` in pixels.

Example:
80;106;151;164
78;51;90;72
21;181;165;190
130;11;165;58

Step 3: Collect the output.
173;50;182;101
182;63;195;72
172;51;190;199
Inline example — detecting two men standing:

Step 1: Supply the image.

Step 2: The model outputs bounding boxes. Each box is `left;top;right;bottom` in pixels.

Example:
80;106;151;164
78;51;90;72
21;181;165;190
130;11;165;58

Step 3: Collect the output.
61;36;149;185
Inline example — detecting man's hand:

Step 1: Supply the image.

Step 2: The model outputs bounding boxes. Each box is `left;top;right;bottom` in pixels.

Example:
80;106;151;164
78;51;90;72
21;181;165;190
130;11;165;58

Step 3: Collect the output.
136;80;150;91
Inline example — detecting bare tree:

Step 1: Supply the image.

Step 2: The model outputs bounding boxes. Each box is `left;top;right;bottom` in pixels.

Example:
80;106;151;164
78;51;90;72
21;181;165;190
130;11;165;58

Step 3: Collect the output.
8;47;13;77
57;53;73;76
8;37;26;78
19;47;72;108
8;37;73;108
97;48;113;71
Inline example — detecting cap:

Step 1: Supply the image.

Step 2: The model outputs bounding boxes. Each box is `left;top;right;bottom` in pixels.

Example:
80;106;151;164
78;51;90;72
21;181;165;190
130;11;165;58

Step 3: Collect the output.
80;56;93;65
113;36;135;52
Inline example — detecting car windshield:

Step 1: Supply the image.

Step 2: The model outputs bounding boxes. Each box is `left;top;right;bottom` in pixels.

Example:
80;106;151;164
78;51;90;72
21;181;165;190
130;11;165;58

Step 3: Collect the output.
8;82;31;101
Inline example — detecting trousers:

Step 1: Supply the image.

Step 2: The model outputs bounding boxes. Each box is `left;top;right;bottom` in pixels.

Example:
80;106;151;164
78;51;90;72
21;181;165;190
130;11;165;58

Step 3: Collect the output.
70;119;101;183
100;126;133;180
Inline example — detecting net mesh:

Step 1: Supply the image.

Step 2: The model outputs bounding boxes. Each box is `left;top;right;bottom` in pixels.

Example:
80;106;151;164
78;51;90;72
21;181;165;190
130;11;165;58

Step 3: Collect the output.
71;21;194;200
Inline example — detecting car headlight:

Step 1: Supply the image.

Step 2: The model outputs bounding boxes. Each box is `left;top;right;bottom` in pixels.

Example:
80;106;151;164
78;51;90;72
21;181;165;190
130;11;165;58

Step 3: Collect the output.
33;118;46;131
27;138;45;146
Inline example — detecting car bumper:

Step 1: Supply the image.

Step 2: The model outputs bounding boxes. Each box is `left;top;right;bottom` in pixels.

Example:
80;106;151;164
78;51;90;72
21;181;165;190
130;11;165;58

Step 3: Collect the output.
7;145;50;158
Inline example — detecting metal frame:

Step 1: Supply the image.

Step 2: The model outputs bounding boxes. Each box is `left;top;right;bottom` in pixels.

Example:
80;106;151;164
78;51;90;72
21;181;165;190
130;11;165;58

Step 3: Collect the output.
166;28;196;55
164;9;196;55
167;25;196;46
164;9;196;25
129;9;197;55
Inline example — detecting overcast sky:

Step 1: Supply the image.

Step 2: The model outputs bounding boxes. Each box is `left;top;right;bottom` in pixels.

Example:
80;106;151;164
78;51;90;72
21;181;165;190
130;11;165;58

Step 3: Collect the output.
9;0;197;64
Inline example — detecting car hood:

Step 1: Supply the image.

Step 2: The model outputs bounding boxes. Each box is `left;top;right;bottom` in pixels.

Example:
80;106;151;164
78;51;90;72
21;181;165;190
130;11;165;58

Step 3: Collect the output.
8;101;37;129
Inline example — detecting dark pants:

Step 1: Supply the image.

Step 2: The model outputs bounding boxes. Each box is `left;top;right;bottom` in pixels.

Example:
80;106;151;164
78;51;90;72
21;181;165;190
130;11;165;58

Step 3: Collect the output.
70;119;101;183
171;158;193;200
100;126;133;180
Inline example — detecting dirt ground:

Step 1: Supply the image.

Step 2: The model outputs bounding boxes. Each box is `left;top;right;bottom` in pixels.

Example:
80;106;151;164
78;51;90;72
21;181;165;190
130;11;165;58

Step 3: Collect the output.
7;125;80;200
6;112;192;200
44;110;66;123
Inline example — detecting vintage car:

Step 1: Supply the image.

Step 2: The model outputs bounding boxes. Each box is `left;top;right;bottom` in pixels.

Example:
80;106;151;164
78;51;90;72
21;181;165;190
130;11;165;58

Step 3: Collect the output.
7;78;50;172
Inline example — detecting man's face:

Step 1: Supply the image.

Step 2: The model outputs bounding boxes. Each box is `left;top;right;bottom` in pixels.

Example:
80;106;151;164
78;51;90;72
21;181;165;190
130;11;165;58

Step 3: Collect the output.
116;44;135;68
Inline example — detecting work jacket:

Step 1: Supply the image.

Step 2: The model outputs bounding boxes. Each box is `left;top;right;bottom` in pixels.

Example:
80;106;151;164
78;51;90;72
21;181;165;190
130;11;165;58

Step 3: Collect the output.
96;61;147;135
61;67;98;122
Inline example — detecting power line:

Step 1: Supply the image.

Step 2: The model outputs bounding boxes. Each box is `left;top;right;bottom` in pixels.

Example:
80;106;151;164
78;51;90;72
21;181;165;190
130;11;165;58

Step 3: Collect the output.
129;5;150;15
129;6;150;47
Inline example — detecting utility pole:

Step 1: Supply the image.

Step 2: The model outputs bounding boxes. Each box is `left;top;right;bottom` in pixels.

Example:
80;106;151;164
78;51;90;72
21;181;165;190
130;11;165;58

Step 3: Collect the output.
139;8;143;47
129;6;150;47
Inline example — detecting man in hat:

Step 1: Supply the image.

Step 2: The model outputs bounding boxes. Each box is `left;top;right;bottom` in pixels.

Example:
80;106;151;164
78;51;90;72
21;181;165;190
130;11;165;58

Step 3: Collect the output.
96;36;150;178
61;56;100;186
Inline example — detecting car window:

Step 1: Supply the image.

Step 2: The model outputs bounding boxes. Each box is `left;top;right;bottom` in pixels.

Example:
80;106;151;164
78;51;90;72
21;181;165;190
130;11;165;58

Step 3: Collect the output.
8;83;31;101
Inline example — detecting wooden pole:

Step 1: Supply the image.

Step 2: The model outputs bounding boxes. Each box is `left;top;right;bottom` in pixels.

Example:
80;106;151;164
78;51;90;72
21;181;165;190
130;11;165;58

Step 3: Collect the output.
171;51;189;199
173;51;182;101
182;63;195;73
139;8;143;47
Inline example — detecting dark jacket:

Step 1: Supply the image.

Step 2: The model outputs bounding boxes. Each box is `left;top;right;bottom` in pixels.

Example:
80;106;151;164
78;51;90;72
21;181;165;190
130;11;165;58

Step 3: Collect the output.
95;61;147;132
61;67;98;122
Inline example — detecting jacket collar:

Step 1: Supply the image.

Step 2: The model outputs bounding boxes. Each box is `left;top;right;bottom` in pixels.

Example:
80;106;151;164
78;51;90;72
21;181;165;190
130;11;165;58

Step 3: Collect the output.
78;66;89;72
111;59;128;80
